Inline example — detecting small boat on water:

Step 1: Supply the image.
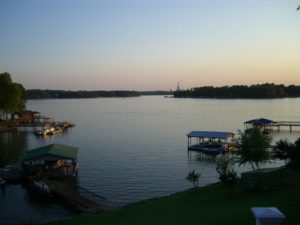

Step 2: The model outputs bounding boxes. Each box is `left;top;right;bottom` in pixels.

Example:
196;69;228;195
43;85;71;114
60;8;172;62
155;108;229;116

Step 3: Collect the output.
34;121;74;136
35;126;62;136
32;180;50;194
35;127;52;136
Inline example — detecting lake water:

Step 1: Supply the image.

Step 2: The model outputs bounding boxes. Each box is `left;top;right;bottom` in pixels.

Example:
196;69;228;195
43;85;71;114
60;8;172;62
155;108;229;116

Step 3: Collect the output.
1;96;300;225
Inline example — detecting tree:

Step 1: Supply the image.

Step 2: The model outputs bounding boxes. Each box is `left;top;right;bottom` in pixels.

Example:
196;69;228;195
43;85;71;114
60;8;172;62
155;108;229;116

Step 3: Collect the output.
185;170;201;189
272;138;300;169
216;158;237;197
237;129;272;170
272;139;291;165
0;72;26;119
287;137;300;169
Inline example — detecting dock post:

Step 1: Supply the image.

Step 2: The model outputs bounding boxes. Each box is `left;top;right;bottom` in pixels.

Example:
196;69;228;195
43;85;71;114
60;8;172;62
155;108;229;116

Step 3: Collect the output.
290;125;292;132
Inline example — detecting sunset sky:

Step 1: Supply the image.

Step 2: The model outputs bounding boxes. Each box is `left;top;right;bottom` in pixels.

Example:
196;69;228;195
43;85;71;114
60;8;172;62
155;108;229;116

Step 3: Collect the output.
1;0;300;91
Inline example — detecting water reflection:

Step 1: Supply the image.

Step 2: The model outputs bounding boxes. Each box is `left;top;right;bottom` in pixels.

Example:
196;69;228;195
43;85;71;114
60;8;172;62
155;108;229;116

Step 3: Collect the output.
0;130;28;167
0;184;76;225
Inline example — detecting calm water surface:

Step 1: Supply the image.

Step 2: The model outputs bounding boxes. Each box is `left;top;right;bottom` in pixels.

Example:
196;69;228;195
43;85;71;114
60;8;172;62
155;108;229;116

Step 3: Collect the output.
1;96;300;224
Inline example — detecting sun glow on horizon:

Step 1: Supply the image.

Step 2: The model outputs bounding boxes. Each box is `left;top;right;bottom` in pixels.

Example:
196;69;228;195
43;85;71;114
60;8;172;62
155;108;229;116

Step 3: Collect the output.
1;0;300;90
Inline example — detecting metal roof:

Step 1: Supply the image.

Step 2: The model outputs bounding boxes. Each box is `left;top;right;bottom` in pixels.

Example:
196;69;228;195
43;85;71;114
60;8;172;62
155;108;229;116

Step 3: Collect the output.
187;131;234;139
244;118;274;125
23;144;78;161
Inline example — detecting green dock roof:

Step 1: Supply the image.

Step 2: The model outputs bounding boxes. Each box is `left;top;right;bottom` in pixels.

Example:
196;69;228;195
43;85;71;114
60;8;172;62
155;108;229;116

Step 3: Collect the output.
23;144;78;161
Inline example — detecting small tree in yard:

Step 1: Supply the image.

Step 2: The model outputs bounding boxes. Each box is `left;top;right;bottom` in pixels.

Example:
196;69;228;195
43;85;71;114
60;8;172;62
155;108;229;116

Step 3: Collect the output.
216;159;237;197
186;170;201;189
238;129;272;170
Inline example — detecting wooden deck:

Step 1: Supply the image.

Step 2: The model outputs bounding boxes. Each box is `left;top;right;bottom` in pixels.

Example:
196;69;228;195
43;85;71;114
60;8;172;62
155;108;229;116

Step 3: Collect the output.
42;179;117;212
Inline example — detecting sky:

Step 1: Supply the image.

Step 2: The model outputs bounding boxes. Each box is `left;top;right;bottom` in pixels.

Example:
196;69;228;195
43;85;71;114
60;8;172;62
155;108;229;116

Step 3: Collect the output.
0;0;300;91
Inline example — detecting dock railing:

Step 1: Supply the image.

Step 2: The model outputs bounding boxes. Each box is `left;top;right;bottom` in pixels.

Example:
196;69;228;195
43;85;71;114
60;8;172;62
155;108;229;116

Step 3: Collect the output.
78;187;108;207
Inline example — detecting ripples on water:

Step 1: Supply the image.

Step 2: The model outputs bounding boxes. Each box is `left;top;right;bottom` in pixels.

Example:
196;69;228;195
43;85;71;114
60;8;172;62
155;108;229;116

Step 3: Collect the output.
1;96;300;224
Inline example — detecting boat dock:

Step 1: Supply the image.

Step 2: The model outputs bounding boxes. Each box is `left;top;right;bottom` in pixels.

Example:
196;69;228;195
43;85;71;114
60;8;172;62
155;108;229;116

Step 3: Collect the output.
244;118;300;133
187;131;235;156
22;144;117;213
42;179;116;212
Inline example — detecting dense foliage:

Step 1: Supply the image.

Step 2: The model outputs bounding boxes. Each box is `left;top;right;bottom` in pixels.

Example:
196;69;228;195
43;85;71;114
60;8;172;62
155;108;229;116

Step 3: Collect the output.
273;138;300;169
140;91;172;96
238;129;272;170
174;83;300;98
27;89;140;99
0;72;26;119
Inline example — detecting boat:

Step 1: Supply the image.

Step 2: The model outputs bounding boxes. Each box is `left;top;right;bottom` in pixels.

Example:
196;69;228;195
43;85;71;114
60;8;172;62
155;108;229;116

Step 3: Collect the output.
35;127;51;136
32;180;50;194
187;131;234;156
35;126;63;136
200;143;225;156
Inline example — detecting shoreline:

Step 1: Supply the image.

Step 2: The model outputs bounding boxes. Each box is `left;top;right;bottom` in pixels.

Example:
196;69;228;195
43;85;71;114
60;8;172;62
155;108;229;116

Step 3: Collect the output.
44;166;300;225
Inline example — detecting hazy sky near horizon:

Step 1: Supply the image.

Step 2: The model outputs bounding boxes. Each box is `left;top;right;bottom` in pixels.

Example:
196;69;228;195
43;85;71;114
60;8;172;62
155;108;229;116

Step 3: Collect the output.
1;0;300;91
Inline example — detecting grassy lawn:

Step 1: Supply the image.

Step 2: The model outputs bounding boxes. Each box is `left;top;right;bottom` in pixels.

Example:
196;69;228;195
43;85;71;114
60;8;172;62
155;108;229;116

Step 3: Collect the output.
46;168;300;225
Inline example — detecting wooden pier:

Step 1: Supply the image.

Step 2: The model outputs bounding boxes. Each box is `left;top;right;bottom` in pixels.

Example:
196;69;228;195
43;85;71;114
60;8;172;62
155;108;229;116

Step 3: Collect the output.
271;121;300;132
244;118;300;133
42;179;117;212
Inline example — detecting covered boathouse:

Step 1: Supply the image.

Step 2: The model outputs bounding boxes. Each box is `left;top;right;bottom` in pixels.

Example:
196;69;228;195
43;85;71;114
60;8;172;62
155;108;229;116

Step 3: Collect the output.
187;131;234;156
23;144;78;178
244;118;274;134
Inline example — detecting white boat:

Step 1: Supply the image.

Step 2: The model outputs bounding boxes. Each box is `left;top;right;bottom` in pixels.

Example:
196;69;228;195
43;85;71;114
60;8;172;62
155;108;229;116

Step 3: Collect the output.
35;127;51;136
35;126;63;136
32;180;50;193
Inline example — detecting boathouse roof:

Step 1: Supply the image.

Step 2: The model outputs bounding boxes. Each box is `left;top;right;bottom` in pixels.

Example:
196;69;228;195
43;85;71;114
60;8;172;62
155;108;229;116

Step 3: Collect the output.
187;131;234;139
23;144;78;161
244;118;274;125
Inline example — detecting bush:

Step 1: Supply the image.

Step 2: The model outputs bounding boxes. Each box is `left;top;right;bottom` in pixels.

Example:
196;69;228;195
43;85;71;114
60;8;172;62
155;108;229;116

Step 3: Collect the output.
216;159;237;197
185;170;201;189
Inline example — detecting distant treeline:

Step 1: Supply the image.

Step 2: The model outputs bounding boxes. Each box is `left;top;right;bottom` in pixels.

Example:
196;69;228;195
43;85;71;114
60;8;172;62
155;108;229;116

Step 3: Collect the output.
140;91;172;96
173;83;300;99
27;89;141;99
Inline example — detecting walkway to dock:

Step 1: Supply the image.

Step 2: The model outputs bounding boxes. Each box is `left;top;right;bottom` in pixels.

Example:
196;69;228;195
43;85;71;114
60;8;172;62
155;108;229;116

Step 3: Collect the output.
272;121;300;132
244;118;300;133
42;179;117;212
